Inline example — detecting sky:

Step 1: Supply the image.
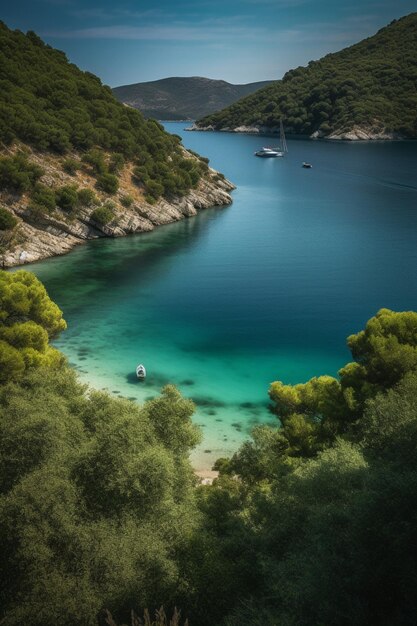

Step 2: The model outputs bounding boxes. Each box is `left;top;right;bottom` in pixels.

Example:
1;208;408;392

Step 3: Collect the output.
2;0;416;87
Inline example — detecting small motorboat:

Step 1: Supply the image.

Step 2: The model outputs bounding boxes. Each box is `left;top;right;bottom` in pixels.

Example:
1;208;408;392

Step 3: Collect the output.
136;364;146;379
302;162;312;168
254;146;283;158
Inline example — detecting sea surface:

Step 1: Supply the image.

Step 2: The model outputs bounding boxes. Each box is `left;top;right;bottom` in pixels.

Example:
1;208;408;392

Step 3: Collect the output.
29;124;417;468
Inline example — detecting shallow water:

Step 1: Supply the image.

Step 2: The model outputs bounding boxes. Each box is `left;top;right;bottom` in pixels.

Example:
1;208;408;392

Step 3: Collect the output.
29;125;417;468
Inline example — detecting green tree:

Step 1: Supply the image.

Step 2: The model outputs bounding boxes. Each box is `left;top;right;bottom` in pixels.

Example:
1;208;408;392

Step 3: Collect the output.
97;173;119;194
0;154;43;193
0;369;202;626
62;158;80;175
56;185;78;211
0;207;17;230
29;183;56;215
0;270;66;382
90;203;115;225
77;188;98;207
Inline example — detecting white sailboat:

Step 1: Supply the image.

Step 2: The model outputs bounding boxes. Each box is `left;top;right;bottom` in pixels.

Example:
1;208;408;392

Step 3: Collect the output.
255;119;288;158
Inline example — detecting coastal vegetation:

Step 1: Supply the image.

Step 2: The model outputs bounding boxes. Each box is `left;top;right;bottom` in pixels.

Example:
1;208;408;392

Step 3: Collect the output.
0;21;206;199
0;207;17;230
197;12;417;138
1;270;417;625
0;21;232;266
0;272;201;626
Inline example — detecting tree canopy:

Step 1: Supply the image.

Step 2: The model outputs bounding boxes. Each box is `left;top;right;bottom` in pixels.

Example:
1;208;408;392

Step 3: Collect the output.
0;22;207;202
2;273;417;626
0;270;66;382
198;13;417;138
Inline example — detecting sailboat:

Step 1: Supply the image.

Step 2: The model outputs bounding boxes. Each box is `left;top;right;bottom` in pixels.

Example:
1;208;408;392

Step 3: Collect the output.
254;119;288;158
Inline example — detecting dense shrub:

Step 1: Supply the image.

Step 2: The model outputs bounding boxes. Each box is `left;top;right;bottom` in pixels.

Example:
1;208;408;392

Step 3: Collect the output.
29;183;56;215
0;154;43;193
82;148;107;175
0;206;17;230
96;173;119;194
120;194;134;208
56;185;78;211
109;152;125;174
90;203;114;225
62;158;80;175
77;188;98;207
145;180;164;201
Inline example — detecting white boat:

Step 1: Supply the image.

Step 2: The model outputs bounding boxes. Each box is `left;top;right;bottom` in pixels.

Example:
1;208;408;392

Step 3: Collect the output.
254;119;288;158
136;364;146;379
254;146;283;158
302;162;312;168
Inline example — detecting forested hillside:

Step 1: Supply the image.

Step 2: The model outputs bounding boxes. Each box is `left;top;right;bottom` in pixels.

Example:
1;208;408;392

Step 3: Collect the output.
112;76;272;120
197;13;417;139
0;22;208;196
0;22;233;266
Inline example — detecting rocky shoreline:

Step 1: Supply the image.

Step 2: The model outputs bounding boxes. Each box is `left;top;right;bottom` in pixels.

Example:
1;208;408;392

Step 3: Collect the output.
0;149;235;268
186;123;405;141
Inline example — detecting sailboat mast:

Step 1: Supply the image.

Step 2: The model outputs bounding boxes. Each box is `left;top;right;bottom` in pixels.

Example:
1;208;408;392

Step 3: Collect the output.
280;119;288;153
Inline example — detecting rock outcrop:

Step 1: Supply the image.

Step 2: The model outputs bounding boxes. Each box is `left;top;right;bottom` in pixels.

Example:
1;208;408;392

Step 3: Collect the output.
0;148;234;268
190;123;404;141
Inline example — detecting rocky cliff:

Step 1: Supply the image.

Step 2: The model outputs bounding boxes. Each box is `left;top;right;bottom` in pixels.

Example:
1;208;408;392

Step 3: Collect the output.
0;147;234;268
188;122;403;141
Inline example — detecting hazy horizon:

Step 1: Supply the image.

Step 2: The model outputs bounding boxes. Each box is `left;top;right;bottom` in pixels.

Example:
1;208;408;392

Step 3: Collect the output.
2;1;416;87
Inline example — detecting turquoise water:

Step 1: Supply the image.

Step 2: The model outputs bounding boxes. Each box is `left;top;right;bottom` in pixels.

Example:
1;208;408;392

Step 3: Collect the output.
29;125;417;468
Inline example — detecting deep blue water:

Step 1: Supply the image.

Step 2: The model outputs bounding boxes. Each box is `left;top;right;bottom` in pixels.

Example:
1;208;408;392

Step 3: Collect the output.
29;125;417;467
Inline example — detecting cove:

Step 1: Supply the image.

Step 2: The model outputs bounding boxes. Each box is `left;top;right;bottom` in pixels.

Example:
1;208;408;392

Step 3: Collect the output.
29;124;417;469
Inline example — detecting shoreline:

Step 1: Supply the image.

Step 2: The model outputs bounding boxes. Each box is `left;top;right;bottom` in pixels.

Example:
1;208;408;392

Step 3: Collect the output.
186;123;410;142
1;146;235;269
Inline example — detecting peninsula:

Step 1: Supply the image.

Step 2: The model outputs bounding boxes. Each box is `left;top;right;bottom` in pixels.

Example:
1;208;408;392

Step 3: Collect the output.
0;24;234;267
193;13;417;140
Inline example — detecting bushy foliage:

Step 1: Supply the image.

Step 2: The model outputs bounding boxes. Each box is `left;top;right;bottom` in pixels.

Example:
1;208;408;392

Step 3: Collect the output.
266;308;417;456
0;22;204;198
91;203;115;225
56;184;78;211
0;153;43;193
97;172;119;194
0;206;17;230
0;270;66;382
62;158;80;175
109;152;125;174
82;148;107;175
1;273;417;626
0;370;201;626
198;13;417;138
120;194;134;208
29;182;56;216
77;187;98;207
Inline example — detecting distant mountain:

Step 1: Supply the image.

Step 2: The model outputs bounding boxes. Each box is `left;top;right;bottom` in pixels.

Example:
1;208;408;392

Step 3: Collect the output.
112;77;273;120
195;13;417;140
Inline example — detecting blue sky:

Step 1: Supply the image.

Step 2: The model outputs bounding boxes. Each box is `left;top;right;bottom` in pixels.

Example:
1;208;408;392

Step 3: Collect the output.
2;0;416;86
